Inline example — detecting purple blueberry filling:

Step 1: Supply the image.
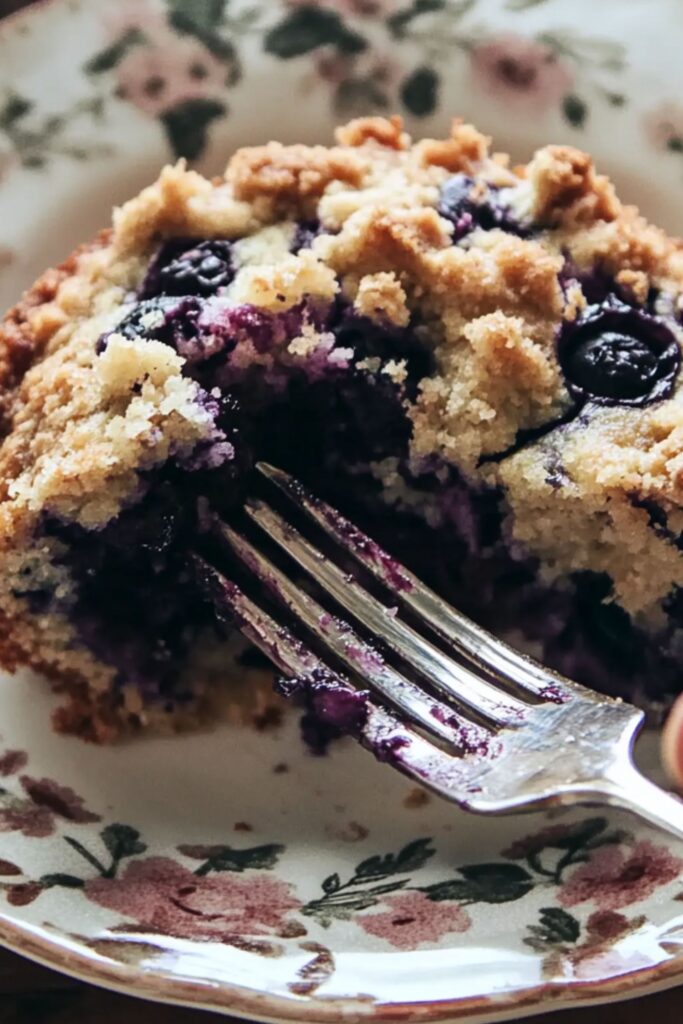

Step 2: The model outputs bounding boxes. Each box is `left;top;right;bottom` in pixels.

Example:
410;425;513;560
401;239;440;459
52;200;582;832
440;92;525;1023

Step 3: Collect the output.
632;496;683;553
290;220;323;254
277;669;370;754
40;237;683;724
558;260;661;312
45;477;210;699
438;174;530;241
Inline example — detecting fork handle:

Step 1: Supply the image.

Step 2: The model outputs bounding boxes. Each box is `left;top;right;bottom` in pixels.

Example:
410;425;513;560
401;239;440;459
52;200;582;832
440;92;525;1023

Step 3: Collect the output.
597;762;683;842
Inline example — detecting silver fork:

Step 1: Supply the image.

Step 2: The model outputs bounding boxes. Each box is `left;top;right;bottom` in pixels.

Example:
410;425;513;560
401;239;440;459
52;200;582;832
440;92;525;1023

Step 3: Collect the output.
193;462;683;840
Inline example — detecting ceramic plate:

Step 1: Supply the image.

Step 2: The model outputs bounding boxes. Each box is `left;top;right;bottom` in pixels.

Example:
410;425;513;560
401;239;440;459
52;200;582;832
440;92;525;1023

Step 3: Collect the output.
1;1;683;1020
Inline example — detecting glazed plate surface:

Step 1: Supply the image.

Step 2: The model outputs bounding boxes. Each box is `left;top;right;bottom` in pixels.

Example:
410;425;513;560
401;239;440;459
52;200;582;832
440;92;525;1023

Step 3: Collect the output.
1;1;683;1020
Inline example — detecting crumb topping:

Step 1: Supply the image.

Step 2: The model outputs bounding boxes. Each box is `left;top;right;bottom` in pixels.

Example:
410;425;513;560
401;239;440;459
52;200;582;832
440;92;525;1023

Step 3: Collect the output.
4;117;683;578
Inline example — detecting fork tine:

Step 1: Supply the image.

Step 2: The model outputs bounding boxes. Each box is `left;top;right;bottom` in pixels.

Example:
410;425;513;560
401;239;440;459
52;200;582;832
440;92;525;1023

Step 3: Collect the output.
256;462;584;704
191;553;395;750
192;554;493;789
191;553;321;678
245;497;527;728
215;521;493;751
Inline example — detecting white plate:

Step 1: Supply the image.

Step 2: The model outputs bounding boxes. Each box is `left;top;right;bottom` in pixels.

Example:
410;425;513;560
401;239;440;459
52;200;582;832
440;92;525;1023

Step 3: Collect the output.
1;1;683;1020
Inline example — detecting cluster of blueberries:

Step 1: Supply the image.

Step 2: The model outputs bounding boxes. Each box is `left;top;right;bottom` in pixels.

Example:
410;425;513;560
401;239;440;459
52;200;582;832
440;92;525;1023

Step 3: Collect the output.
437;174;681;406
102;173;681;415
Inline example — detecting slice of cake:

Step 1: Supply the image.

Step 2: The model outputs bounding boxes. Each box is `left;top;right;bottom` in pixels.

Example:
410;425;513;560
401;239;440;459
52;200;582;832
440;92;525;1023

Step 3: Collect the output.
1;115;682;742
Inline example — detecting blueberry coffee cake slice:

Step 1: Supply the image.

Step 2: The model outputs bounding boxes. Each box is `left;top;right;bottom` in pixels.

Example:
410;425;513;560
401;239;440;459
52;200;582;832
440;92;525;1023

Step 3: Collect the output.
1;115;683;742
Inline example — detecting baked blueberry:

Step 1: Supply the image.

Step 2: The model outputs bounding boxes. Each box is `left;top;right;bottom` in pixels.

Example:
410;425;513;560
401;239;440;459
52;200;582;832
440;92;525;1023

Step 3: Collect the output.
98;296;204;355
559;298;680;405
143;239;234;298
438;174;477;240
438;173;528;239
290;219;322;254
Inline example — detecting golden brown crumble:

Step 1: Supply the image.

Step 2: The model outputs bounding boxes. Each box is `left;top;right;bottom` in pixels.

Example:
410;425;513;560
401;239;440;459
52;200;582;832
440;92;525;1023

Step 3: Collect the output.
524;144;620;226
335;114;409;150
226;141;366;211
353;272;410;326
414;119;492;173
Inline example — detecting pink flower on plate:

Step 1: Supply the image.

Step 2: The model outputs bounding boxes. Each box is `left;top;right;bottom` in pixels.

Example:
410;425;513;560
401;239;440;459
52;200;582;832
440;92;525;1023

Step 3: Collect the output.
643;101;683;153
316;52;355;86
0;802;54;839
584;909;632;941
503;823;577;860
568;912;652;980
85;857;301;943
0;750;27;776
115;35;231;119
571;947;653;981
318;50;401;117
102;0;167;40
358;890;471;949
558;841;683;911
0;776;100;838
470;34;574;113
314;47;400;91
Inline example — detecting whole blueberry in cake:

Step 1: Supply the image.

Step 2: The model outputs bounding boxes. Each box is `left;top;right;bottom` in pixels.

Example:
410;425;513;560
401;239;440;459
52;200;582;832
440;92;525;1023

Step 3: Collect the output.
1;115;683;741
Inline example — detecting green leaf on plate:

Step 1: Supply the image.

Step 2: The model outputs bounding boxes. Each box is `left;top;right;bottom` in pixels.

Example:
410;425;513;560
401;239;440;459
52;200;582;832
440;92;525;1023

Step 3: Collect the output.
100;824;147;863
525;906;580;950
504;0;549;9
400;66;439;116
190;843;285;874
354;838;435;881
161;97;226;160
322;873;341;894
167;0;227;32
167;3;236;62
264;7;367;59
562;93;588;128
540;906;581;942
555;817;608;850
40;873;85;889
84;28;146;75
0;92;33;128
420;879;481;902
393;837;436;873
387;0;446;38
457;862;536;903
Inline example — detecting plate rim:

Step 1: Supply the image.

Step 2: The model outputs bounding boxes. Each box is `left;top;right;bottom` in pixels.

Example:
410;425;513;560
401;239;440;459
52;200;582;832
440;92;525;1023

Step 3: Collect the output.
1;0;683;1019
1;907;683;1023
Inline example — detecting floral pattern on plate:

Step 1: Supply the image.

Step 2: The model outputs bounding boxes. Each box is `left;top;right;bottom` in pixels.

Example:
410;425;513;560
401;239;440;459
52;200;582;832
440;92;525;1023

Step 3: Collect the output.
0;738;679;989
0;0;631;165
265;2;626;126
